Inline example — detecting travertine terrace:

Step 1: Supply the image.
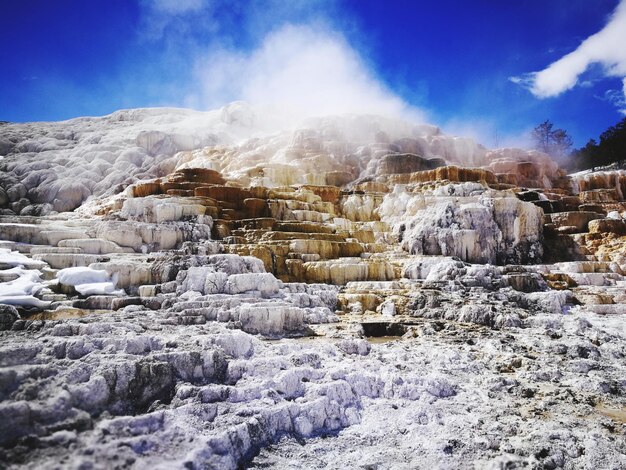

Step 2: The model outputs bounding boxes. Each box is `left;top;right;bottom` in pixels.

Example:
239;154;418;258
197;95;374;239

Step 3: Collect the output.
0;105;625;469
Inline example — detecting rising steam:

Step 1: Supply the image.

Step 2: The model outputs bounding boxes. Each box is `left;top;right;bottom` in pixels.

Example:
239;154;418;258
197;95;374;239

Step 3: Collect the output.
186;24;426;123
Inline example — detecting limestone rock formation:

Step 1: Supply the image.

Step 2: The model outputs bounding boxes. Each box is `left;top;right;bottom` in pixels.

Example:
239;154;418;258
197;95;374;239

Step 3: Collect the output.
1;106;625;469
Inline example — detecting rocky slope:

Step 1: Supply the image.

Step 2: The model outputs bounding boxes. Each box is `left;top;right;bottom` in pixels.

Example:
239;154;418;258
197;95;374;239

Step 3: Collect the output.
0;105;625;469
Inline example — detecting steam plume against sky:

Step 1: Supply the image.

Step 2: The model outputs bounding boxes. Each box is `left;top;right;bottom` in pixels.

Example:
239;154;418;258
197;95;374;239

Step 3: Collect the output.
187;24;424;122
511;0;626;114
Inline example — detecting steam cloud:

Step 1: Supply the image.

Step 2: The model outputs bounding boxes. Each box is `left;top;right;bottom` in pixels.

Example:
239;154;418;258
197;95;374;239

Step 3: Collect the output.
150;0;207;14
188;24;424;122
138;1;425;124
511;0;626;114
139;0;217;42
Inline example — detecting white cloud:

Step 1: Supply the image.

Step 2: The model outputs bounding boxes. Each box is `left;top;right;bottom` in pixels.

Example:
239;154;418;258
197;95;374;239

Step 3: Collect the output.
511;0;626;112
602;77;626;114
188;24;425;122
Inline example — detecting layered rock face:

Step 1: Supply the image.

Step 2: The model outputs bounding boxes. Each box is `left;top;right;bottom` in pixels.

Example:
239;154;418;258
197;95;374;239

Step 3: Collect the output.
1;106;625;469
379;184;544;264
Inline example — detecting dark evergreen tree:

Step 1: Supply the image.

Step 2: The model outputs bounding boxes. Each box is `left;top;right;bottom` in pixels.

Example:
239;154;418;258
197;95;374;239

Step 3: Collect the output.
531;120;572;158
570;117;626;170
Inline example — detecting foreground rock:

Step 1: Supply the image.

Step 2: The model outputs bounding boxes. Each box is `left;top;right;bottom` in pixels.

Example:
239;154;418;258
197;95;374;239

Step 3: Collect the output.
1;303;624;469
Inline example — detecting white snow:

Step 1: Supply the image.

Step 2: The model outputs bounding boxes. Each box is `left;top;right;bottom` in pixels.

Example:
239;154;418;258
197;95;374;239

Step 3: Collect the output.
0;267;51;308
57;267;124;296
0;248;46;269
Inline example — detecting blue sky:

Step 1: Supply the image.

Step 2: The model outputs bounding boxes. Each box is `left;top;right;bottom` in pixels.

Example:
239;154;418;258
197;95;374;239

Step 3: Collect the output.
1;0;624;148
